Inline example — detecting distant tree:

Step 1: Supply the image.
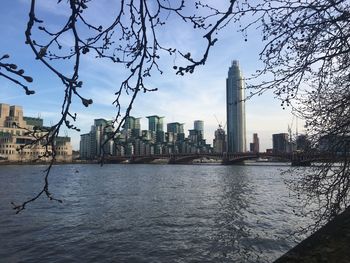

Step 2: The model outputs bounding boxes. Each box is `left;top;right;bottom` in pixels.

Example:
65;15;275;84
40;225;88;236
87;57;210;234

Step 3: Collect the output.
3;0;349;231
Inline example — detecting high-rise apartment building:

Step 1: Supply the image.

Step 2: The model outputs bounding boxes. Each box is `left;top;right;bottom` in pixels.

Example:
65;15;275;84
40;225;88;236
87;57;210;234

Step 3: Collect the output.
80;118;114;159
226;60;246;153
124;116;141;138
167;122;184;134
147;115;164;132
249;133;260;153
272;133;290;154
194;120;204;134
124;116;141;130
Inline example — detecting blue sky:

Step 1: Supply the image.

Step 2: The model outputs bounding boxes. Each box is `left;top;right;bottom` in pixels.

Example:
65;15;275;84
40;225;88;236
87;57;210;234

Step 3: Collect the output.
0;0;298;151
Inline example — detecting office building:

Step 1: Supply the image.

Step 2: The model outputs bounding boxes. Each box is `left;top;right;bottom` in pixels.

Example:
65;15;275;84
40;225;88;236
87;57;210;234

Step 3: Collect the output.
272;133;290;154
226;60;246;153
249;133;260;153
194;120;204;134
0;103;72;162
296;134;311;151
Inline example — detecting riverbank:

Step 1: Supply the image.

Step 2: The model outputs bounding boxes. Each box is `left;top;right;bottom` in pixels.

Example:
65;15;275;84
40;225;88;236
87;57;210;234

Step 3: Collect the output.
0;159;98;165
0;159;291;166
274;207;350;262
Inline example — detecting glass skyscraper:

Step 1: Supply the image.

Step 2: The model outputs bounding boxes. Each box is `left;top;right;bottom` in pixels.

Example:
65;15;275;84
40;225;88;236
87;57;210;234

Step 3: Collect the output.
226;60;246;153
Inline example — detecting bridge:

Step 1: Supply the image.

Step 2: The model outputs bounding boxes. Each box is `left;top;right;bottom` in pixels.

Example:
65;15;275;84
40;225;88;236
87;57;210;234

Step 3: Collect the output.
103;152;334;166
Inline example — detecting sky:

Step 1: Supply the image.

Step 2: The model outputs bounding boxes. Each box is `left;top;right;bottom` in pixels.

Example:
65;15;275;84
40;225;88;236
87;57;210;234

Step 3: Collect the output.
0;0;299;151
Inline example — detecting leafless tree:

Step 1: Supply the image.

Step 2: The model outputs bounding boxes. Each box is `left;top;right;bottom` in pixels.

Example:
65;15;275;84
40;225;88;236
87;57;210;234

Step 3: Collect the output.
5;0;236;213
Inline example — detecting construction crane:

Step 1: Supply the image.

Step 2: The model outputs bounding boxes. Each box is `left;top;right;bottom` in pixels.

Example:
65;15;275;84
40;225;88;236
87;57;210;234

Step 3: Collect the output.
214;114;226;130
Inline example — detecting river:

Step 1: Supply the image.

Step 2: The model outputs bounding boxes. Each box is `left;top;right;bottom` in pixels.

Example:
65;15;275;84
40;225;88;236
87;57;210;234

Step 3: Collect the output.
0;164;310;262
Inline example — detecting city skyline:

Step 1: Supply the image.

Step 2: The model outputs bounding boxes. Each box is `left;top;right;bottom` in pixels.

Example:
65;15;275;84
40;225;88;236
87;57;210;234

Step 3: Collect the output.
0;101;320;162
0;1;299;151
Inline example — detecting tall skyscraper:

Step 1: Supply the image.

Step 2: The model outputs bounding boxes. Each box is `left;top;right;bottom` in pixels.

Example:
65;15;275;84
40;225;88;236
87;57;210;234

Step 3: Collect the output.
272;133;290;154
226;60;246;153
249;133;260;153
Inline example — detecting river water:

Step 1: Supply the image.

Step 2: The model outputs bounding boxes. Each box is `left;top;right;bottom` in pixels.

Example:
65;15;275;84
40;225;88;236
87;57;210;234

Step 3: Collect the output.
0;164;310;262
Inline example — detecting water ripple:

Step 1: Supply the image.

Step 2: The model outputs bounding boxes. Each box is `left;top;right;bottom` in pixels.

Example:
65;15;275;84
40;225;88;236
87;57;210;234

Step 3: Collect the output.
0;164;311;262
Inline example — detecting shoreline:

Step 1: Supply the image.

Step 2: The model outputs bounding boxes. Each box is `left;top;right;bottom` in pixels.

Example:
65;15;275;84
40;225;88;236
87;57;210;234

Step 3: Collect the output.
0;160;291;166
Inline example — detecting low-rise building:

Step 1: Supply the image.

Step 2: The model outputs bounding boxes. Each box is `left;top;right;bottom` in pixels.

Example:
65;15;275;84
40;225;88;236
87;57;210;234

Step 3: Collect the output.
0;103;72;162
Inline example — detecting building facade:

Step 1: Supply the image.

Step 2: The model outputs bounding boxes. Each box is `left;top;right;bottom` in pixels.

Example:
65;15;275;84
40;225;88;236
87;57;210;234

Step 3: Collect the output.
194;120;204;134
80;115;213;160
213;125;226;153
226;60;246;153
80;118;115;159
249;133;260;153
146;115;164;132
0;103;72;162
272;133;290;154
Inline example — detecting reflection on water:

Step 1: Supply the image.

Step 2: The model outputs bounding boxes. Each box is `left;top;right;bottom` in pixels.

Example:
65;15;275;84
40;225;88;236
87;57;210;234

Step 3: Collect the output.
0;164;309;262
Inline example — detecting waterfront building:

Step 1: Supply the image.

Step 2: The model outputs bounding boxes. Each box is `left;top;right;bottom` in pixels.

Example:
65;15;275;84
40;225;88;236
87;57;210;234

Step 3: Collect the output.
213;125;226;153
167;122;184;134
80;118;114;159
146;115;165;144
188;129;200;145
124;116;141;138
226;60;246;153
296;134;311;152
0;103;72;162
167;122;185;147
156;130;166;144
272;133;290;154
249;133;260;153
80;133;92;159
124;116;141;130
194;120;204;134
141;130;153;142
318;134;350;154
147;115;164;132
80;114;213;159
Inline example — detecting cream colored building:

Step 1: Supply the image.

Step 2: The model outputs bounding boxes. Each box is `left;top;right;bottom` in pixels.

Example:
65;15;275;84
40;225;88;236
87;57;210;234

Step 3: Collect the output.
0;103;72;162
